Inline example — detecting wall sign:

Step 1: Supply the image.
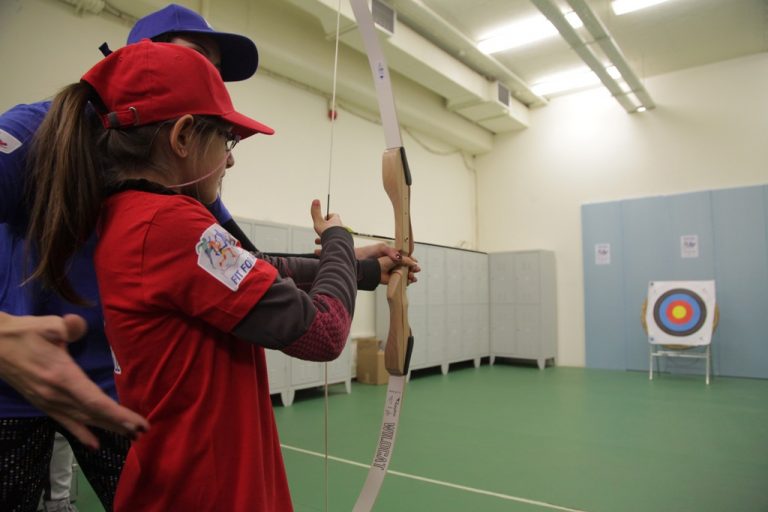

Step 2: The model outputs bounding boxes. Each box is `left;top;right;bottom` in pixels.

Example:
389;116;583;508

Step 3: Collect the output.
681;234;699;258
595;243;611;265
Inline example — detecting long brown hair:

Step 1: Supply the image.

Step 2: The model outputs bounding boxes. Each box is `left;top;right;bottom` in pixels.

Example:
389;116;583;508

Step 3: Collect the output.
25;83;103;304
25;82;224;304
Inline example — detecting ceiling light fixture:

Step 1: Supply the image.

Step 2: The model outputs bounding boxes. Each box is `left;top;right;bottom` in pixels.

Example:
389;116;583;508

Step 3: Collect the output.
530;68;600;96
606;65;621;79
477;12;582;54
531;0;655;113
563;11;583;28
611;0;671;16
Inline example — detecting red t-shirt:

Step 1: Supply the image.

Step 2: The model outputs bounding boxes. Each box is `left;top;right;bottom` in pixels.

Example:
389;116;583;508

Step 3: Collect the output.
95;190;292;511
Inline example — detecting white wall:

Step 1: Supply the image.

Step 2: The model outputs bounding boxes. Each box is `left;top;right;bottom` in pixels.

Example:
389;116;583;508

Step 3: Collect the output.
477;52;768;367
0;0;476;339
0;0;129;103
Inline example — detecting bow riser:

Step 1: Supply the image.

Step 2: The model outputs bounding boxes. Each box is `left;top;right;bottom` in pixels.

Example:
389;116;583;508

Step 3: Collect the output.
382;147;413;376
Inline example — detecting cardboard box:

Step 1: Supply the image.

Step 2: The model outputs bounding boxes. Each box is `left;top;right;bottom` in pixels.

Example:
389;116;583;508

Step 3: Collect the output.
355;338;388;385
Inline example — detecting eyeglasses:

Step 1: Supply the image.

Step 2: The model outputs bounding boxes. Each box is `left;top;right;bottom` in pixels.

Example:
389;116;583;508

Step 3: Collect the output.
195;117;240;152
217;128;240;153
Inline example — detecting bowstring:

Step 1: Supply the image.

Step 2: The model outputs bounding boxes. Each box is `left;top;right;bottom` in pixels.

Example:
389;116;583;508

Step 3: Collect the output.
326;1;342;219
324;3;342;512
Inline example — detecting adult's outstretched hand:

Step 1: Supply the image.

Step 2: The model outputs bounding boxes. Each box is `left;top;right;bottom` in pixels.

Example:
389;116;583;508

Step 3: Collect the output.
0;312;149;449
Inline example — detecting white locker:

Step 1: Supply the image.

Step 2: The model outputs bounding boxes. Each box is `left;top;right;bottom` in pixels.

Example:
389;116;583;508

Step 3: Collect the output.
489;250;557;369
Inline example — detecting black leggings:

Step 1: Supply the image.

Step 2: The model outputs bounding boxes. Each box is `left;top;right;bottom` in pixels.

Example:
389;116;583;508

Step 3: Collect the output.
0;417;129;512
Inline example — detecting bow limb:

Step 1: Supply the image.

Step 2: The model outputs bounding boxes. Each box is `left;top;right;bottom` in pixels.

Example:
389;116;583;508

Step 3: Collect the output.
349;1;414;510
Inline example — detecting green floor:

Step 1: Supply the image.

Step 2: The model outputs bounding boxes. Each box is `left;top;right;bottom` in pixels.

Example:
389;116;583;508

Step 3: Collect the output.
75;364;768;511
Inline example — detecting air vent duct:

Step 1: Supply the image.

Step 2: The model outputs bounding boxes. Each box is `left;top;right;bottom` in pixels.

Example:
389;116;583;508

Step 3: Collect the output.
371;0;395;36
496;82;510;107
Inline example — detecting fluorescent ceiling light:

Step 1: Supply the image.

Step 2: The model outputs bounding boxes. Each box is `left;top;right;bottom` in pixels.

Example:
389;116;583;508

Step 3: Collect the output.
606;65;621;79
530;68;600;96
611;0;671;16
478;16;555;53
477;13;583;54
563;11;582;28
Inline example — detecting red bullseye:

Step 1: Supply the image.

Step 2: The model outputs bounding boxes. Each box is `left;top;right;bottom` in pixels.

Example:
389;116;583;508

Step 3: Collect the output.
665;300;693;324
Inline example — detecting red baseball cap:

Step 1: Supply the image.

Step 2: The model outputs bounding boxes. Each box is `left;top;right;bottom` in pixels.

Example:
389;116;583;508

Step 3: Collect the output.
81;40;274;139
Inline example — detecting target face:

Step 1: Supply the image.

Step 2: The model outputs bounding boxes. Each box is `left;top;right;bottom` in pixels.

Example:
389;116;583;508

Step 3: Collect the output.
653;289;706;336
646;281;716;346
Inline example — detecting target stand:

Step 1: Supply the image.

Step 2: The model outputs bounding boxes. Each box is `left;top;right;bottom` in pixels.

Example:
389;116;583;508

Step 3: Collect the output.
643;281;717;385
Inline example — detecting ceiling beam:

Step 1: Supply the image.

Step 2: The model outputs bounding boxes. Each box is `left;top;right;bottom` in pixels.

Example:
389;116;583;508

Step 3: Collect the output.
531;0;654;113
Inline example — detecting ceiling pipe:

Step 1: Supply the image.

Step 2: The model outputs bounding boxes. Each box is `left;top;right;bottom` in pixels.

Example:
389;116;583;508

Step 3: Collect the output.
394;0;548;108
530;0;654;113
565;0;654;109
286;0;532;133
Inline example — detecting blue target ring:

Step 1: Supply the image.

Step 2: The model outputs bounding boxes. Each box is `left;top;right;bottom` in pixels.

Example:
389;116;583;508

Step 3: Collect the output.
653;288;707;336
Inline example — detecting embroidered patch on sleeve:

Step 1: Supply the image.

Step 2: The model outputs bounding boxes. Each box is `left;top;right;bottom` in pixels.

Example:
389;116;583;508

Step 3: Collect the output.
0;129;22;154
196;223;257;291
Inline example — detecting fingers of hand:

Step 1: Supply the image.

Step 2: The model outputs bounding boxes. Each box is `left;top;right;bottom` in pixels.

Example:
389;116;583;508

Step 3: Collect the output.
39;357;150;442
64;369;150;439
378;255;394;272
91;404;150;442
325;212;343;228
26;314;85;344
52;414;101;451
310;199;323;222
310;200;327;235
62;314;87;341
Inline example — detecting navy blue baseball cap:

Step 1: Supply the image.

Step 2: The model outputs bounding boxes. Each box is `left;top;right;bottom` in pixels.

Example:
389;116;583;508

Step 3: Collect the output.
127;4;258;82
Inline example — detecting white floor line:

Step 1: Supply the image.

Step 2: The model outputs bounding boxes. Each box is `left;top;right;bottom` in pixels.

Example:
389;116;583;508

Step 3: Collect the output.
281;444;588;512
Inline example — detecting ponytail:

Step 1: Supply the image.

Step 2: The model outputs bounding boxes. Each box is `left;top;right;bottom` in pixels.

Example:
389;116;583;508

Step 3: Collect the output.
26;82;104;305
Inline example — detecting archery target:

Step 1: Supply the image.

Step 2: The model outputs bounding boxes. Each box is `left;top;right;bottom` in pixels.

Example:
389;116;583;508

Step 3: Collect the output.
646;281;716;346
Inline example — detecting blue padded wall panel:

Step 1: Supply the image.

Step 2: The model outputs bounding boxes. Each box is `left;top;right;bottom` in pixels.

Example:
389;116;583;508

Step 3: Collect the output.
621;197;675;370
583;185;768;379
665;192;717;375
582;202;625;369
622;192;716;371
622;192;715;373
711;186;768;378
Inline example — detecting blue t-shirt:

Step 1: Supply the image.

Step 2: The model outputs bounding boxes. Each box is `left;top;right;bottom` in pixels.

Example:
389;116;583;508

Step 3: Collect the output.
0;101;234;417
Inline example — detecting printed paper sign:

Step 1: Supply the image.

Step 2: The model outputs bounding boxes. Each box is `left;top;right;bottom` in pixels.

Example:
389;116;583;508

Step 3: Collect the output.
595;243;611;265
681;235;699;259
